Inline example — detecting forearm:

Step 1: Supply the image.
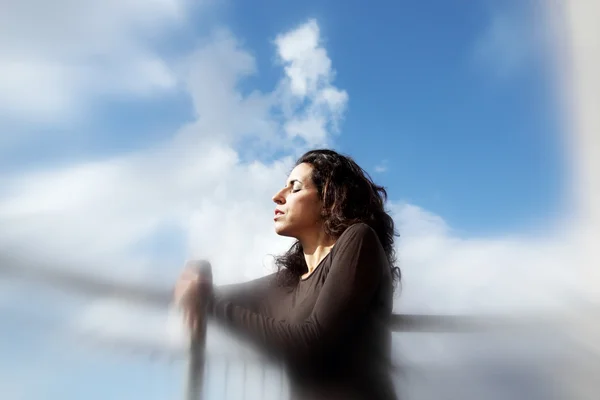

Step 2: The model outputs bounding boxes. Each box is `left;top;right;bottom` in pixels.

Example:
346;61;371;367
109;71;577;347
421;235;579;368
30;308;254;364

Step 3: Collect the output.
209;273;277;314
207;298;326;362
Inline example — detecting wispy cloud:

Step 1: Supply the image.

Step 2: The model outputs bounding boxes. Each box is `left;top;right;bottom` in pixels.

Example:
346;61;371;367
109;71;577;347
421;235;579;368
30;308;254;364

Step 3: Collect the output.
374;159;388;173
473;12;531;78
471;4;555;80
0;0;191;128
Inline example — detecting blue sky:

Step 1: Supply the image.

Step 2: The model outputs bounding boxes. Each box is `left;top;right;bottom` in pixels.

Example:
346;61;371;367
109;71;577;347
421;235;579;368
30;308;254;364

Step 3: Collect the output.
1;0;565;235
0;0;589;399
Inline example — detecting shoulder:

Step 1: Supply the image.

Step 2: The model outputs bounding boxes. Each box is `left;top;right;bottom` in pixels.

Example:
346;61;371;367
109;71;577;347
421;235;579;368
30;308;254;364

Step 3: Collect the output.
334;222;381;251
338;222;377;242
328;222;388;275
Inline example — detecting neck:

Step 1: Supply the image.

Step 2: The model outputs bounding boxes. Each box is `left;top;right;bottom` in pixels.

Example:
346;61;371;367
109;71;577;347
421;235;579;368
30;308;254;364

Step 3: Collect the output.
299;229;336;277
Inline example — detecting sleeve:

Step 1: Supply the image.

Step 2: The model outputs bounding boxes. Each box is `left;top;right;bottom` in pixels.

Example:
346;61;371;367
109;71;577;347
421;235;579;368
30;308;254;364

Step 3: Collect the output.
211;273;277;314
207;223;385;361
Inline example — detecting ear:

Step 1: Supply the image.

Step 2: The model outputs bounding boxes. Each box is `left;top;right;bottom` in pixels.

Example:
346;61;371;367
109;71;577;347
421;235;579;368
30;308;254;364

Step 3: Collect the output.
320;208;328;218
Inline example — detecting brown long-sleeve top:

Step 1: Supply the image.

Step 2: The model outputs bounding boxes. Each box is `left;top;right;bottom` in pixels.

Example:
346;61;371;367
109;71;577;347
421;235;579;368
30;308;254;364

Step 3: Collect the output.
207;223;398;400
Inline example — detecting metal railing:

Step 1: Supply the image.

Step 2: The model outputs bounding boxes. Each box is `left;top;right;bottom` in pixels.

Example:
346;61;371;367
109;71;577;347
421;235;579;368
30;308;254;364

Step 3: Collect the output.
0;258;567;399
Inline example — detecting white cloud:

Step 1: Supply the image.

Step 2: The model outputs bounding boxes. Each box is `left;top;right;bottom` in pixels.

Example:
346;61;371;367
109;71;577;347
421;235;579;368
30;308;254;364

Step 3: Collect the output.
275;19;332;98
392;203;580;315
275;19;348;147
0;0;190;126
179;29;278;149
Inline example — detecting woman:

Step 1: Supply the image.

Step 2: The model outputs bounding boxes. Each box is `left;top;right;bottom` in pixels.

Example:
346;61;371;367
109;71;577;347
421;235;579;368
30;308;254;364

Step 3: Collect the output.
175;149;400;400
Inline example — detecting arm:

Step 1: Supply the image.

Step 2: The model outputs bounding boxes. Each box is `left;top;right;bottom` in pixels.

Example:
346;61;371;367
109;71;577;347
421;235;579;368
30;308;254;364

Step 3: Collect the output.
212;273;277;314
207;223;385;361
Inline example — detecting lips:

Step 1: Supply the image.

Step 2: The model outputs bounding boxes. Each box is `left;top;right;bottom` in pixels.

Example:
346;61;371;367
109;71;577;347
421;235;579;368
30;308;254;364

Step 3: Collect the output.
274;209;284;219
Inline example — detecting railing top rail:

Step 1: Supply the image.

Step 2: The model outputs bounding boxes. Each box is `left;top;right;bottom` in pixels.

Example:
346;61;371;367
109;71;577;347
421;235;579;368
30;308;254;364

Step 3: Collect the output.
1;260;563;333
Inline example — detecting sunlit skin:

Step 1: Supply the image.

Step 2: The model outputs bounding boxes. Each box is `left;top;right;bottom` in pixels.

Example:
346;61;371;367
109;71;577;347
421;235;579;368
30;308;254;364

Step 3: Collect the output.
272;162;336;279
175;162;335;328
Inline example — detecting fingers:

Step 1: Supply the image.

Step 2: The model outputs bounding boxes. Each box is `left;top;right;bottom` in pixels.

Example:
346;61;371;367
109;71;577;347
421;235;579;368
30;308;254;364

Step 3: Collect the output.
179;267;200;281
174;275;196;294
183;309;198;332
173;267;201;305
182;303;203;332
173;263;212;332
173;281;189;304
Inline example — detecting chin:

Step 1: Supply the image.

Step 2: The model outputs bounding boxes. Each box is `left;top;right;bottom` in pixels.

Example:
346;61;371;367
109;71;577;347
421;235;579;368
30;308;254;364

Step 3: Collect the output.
274;222;294;238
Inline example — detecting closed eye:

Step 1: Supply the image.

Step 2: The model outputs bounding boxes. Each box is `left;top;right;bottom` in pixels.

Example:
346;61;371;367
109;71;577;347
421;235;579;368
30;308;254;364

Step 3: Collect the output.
287;179;302;193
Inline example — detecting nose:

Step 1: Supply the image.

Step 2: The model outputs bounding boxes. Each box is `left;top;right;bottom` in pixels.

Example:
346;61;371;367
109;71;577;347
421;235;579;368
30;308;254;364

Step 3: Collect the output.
272;188;285;205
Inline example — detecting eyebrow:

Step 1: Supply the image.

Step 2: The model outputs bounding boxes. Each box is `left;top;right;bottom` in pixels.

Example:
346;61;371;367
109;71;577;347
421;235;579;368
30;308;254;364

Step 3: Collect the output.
286;179;303;187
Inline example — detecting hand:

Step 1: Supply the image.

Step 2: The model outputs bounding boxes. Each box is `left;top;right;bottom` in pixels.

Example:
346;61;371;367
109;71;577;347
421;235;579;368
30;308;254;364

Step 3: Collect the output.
174;261;213;332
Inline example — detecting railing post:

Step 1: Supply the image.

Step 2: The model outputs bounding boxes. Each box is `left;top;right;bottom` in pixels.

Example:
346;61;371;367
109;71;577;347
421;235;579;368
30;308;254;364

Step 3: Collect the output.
186;261;212;400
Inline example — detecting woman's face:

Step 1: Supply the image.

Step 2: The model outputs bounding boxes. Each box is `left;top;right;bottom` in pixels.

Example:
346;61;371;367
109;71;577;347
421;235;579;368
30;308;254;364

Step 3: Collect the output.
272;163;323;239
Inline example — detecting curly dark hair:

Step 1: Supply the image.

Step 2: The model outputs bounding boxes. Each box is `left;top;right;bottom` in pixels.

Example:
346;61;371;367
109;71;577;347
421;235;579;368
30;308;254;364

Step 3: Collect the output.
274;149;401;289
